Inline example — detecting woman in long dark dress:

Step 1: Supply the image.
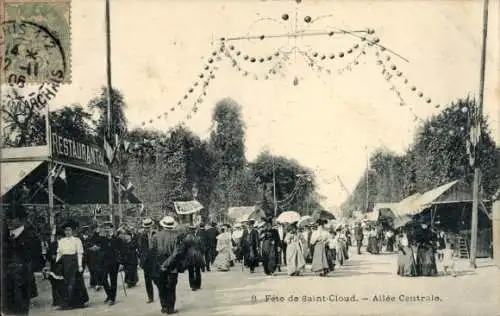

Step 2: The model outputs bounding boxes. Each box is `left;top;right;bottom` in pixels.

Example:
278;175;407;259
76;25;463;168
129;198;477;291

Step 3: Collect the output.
396;231;417;277
56;220;89;310
260;219;281;275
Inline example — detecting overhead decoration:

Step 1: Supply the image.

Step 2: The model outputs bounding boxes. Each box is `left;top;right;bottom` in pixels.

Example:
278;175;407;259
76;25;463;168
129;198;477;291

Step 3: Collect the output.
137;0;443;139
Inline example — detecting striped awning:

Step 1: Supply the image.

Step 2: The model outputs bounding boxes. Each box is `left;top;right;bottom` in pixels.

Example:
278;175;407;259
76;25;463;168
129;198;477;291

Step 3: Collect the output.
1;161;44;196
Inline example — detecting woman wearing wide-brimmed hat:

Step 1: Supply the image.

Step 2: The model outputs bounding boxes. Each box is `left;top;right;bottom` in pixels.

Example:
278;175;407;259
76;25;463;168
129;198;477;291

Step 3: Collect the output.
310;219;330;276
55;219;89;309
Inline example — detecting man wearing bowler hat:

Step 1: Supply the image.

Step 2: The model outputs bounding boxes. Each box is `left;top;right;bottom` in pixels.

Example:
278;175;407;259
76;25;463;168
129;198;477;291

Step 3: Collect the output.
150;216;186;314
1;204;38;315
138;217;156;303
98;221;123;306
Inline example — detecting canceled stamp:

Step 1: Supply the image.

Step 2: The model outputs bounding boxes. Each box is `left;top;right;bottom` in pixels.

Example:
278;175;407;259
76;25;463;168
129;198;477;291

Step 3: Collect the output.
1;0;71;84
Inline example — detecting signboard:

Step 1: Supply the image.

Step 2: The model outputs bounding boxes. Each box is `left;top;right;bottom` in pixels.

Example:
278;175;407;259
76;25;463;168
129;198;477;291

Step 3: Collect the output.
51;132;108;172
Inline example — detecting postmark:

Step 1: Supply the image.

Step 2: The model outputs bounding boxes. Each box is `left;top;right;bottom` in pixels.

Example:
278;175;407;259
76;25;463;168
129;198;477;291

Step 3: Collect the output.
1;0;71;83
1;19;66;147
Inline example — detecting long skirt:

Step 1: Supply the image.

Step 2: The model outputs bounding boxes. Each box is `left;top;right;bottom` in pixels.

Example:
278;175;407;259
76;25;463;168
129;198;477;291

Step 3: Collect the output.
326;247;336;272
286;242;306;276
213;249;232;271
336;242;347;266
311;242;329;274
3;263;32;315
367;237;379;254
417;246;437;276
397;246;417;277
261;240;279;275
61;255;89;308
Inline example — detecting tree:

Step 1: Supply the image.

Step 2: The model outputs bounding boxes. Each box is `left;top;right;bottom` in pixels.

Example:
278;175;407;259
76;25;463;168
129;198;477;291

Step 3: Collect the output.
342;96;499;215
49;105;95;143
209;98;246;172
251;151;319;216
1;89;46;147
88;87;128;142
208;98;247;218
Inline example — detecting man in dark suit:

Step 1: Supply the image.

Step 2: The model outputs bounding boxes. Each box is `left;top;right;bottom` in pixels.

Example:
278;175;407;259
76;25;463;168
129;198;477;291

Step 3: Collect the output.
204;222;218;271
195;223;209;272
151;216;187;315
138;218;156;303
2;205;37;315
98;222;123;306
240;220;260;273
354;222;364;255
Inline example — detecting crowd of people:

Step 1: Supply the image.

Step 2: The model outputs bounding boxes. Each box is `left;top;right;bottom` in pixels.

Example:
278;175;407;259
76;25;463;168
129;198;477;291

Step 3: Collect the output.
1;203;460;316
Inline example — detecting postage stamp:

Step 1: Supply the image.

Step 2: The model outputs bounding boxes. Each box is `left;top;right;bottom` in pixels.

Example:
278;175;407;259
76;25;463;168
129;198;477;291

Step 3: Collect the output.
1;0;71;84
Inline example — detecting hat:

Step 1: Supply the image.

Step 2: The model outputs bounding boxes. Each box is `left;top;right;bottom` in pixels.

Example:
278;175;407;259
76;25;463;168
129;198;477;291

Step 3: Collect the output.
60;219;78;230
159;216;176;229
142;218;153;228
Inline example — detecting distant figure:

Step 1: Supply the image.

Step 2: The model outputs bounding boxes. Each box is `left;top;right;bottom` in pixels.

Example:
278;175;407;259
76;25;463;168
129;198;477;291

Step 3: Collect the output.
213;225;234;271
310;219;330;276
260;217;281;275
354;222;364;255
240;220;260;273
284;223;306;276
183;225;205;291
138;218;156;303
204;223;219;271
441;241;457;277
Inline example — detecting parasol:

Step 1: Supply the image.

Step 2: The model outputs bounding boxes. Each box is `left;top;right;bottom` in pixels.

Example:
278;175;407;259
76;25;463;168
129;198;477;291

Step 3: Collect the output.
298;215;314;227
312;209;336;221
276;211;301;224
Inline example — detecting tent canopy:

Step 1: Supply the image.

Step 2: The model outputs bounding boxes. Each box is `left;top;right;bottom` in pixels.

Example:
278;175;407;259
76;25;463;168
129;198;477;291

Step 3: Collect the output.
228;206;264;222
174;200;203;215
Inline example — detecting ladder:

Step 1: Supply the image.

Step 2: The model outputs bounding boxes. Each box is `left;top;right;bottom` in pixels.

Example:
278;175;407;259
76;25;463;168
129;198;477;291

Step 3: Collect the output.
458;236;469;259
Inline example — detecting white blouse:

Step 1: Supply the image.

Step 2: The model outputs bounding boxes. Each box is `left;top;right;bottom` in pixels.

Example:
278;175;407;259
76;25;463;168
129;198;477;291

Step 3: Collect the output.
57;236;84;256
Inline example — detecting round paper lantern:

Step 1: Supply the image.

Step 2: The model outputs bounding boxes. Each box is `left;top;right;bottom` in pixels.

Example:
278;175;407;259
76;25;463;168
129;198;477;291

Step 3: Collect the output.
282;13;289;21
304;16;312;23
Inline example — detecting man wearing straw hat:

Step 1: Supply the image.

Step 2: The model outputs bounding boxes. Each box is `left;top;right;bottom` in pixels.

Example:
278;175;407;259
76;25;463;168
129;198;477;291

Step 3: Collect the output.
138;217;156;303
150;216;186;314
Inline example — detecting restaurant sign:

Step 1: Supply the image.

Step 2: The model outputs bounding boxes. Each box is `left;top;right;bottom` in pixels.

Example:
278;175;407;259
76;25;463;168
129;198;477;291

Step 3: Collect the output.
51;132;108;172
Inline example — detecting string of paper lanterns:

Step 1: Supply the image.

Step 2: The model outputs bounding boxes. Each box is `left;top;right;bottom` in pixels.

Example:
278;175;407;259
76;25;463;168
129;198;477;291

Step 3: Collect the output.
139;43;224;126
305;42;369;76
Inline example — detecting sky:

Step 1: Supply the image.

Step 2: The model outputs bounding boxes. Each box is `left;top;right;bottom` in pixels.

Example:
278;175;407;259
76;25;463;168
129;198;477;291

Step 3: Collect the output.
44;0;499;210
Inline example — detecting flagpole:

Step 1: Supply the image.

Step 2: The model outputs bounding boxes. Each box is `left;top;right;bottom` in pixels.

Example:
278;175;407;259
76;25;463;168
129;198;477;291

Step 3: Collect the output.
470;0;489;269
105;0;114;223
47;162;55;241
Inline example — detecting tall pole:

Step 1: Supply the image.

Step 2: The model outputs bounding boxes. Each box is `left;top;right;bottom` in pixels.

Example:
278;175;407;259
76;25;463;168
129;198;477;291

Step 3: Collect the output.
47;162;55;241
105;0;114;221
470;0;489;269
272;157;277;217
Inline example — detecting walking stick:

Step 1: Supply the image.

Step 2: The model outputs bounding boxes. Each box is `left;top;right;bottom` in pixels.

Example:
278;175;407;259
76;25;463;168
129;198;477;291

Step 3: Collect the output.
119;270;128;296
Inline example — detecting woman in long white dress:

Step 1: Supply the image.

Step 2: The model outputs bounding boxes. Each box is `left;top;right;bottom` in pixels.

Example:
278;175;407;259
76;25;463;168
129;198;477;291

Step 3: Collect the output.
284;224;305;276
310;219;330;276
213;226;233;272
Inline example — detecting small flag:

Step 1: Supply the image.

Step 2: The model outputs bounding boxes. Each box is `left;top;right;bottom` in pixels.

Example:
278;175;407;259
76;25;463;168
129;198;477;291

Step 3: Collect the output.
104;138;115;164
58;167;67;183
123;140;130;153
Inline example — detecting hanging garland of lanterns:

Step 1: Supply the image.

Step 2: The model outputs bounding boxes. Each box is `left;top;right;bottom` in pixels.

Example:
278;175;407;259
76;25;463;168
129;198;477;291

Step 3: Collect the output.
305;42;370;76
139;42;225;126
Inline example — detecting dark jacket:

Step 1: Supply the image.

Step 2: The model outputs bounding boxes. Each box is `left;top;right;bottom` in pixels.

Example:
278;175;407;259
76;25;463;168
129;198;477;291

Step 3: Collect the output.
138;230;156;271
354;226;364;241
205;227;218;250
97;235;123;268
150;229;186;276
